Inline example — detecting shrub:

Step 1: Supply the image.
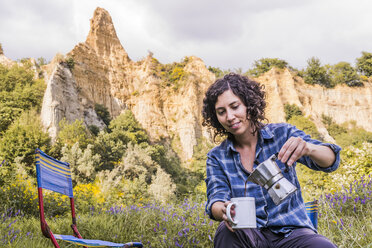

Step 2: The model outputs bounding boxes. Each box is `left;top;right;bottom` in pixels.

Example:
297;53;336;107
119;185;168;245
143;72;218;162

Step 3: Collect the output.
356;51;372;77
327;62;362;87
248;58;288;77
94;103;111;126
0;110;51;174
322;115;372;148
57;118;92;149
303;57;331;87
284;104;303;121
0;64;45;133
66;57;75;70
61;143;101;184
288;115;322;141
207;66;229;78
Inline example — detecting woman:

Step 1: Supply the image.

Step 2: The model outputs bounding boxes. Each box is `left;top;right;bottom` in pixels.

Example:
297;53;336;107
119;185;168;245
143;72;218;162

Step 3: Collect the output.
202;73;340;248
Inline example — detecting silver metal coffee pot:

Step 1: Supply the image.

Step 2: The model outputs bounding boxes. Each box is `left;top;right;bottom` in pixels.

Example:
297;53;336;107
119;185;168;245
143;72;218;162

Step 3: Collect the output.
247;154;297;205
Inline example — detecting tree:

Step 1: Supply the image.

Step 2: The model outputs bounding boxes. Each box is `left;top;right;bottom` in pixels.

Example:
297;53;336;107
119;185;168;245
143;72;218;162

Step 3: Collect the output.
0;64;45;133
328;62;362;87
356;51;372;77
36;57;47;66
303;57;331;87
61;143;101;184
57;119;92;149
0;110;51;176
93;110;149;170
208;66;226;78
248;58;288;77
108;110;148;143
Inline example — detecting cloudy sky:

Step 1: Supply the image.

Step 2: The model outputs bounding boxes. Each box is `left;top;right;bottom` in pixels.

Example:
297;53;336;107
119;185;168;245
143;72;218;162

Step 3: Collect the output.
1;0;371;71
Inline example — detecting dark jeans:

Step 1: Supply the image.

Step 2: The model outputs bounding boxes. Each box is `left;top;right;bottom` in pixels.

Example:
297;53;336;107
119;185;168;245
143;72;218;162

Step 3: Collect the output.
214;222;337;248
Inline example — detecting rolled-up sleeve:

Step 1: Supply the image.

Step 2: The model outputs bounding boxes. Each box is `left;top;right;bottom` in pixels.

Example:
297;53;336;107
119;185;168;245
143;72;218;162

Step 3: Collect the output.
205;154;231;219
287;125;341;172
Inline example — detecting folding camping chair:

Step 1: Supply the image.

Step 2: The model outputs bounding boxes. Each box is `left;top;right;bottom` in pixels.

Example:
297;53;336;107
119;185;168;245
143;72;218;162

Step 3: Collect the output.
35;148;143;248
305;200;318;229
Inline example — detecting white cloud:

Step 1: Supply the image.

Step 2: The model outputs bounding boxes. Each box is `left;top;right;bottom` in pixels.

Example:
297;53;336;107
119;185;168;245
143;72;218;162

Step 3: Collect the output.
0;0;371;71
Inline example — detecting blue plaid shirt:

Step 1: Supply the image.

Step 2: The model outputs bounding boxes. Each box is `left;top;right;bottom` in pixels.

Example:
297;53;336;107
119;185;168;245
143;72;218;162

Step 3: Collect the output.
205;123;341;235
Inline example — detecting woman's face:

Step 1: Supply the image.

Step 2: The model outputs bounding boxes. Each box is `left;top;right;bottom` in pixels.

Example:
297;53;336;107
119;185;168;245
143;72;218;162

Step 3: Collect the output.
215;89;251;137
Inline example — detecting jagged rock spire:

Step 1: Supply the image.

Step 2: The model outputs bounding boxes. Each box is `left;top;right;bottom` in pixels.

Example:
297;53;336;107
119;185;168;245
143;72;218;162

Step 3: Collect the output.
85;7;129;61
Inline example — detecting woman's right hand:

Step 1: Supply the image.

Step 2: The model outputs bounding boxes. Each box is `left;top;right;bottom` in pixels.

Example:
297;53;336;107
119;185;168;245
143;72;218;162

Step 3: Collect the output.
222;201;235;232
212;201;236;232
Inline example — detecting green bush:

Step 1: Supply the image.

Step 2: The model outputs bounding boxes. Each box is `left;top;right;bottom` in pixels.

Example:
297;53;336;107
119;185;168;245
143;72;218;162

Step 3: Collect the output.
92;110;149;171
356;51;372;77
57;118;92;149
303;57;331;87
94;103;111;126
0;64;45;133
288;115;322;141
327;62;362;87
322;115;372;148
153;57;190;90
65;57;75;70
248;58;288;77
284;104;303;121
0;110;50;175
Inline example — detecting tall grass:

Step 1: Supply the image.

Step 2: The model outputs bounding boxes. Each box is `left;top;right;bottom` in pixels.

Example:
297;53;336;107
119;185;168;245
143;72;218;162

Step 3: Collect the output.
318;175;371;247
1;199;218;247
1;175;371;247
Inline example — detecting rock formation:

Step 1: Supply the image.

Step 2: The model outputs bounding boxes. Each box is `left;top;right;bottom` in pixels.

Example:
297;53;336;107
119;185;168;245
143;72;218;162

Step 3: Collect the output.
257;68;372;142
0;46;15;67
38;7;371;161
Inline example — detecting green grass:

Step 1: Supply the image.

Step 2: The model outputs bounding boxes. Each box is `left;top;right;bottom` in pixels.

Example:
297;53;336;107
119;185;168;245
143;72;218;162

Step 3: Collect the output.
1;176;371;248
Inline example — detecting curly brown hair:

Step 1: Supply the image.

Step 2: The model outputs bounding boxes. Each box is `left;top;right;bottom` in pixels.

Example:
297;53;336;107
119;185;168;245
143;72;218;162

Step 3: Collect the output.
202;73;266;140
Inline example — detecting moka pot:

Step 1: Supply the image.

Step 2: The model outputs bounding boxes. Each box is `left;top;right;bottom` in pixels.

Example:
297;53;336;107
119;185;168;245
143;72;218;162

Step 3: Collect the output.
247;154;297;205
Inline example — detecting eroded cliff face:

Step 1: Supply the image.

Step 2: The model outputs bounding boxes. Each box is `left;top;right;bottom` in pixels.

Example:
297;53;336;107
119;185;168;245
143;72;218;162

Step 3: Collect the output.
41;7;214;160
258;68;372;142
39;7;372;161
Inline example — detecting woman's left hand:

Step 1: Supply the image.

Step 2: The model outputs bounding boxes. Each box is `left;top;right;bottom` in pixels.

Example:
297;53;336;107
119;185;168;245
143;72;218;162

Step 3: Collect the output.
278;136;310;167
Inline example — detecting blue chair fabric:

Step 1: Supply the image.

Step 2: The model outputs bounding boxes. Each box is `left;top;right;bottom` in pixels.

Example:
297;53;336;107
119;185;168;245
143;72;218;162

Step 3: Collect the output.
305;200;318;229
35;148;143;248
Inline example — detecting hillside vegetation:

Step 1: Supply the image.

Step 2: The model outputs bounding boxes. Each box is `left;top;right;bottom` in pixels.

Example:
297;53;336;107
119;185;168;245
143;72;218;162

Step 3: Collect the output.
0;57;371;247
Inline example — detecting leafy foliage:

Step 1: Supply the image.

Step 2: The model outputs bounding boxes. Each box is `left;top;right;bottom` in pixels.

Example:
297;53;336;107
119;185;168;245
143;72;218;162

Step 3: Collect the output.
248;58;288;77
322;115;372;148
288;115;322;141
94;103;111;126
92;110;149;171
207;66;232;79
356;51;372;77
61;143;101;184
0;64;45;133
152;57;189;90
297;143;372;201
284;104;303;121
303;57;331;87
66;57;75;70
327;62;362;87
57;118;92;149
0;110;50;176
36;57;47;66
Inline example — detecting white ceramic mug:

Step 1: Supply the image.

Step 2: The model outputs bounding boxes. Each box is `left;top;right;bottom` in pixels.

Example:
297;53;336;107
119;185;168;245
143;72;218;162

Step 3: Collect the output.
226;197;256;229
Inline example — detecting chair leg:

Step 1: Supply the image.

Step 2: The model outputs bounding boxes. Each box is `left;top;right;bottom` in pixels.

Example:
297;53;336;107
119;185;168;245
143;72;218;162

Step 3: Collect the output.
71;224;87;248
49;234;60;248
